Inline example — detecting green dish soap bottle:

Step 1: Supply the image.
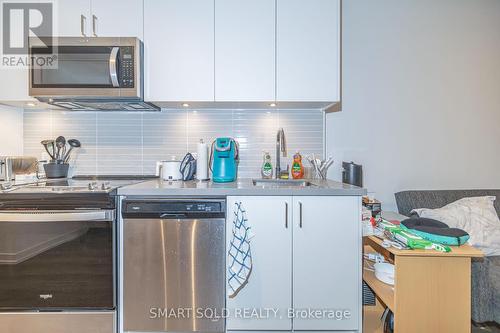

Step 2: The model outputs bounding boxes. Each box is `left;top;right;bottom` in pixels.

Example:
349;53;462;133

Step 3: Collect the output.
261;151;273;179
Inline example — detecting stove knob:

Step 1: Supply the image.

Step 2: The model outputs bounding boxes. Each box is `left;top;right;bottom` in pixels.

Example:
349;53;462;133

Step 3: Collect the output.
88;182;98;191
101;182;111;190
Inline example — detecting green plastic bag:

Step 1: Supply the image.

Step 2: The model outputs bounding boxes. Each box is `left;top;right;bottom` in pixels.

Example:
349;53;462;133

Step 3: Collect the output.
379;220;451;253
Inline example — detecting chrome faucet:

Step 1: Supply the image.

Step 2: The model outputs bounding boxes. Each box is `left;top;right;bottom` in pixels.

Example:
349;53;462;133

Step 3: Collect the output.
276;128;287;179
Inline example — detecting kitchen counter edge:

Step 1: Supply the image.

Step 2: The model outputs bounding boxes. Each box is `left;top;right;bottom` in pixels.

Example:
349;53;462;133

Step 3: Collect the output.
117;178;367;196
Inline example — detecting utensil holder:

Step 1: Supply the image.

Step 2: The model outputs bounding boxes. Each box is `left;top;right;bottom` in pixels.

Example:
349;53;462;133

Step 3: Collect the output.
43;163;69;179
313;169;328;180
308;165;327;180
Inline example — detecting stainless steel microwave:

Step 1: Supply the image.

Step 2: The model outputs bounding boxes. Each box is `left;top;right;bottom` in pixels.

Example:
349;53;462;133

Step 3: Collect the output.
28;37;158;111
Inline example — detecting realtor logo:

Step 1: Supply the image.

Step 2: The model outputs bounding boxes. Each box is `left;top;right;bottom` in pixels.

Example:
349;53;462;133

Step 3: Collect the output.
1;1;56;68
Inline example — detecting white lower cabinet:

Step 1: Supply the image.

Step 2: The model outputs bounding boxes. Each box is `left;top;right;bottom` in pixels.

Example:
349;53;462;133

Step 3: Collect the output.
226;196;292;330
226;331;358;333
292;196;361;331
226;196;361;332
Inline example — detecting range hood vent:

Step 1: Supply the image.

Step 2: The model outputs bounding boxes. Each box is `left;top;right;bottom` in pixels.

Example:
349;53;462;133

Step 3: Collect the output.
36;98;160;112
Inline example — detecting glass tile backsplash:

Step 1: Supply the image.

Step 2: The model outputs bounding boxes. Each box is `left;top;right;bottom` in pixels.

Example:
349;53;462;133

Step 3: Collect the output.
23;109;324;177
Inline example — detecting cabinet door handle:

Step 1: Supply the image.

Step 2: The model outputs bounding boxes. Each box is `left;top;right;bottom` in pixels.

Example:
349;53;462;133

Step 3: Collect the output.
285;202;288;229
299;201;303;228
92;14;98;37
80;15;87;37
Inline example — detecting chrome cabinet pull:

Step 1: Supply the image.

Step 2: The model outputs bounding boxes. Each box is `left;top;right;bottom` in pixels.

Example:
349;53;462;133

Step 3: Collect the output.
80;15;87;37
285;202;288;228
92;14;98;37
299;201;303;228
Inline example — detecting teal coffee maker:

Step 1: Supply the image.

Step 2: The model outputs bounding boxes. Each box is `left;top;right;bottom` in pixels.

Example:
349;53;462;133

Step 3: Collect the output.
210;138;239;182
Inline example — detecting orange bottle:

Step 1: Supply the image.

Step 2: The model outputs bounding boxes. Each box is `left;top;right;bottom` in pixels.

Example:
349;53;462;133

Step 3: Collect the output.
291;152;304;179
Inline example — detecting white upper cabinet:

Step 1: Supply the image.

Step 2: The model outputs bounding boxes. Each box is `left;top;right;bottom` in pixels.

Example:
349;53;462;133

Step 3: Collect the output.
90;0;143;38
144;0;215;102
277;0;340;102
215;0;275;102
0;69;32;102
0;1;342;105
142;0;340;104
292;196;361;331
54;0;91;37
226;196;292;331
54;0;142;38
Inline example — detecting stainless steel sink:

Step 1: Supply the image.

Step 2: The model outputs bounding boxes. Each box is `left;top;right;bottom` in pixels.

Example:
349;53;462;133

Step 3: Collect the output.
252;179;314;187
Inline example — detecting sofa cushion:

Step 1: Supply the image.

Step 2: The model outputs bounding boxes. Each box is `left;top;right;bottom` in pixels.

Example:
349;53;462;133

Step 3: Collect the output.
395;189;500;217
412;196;500;256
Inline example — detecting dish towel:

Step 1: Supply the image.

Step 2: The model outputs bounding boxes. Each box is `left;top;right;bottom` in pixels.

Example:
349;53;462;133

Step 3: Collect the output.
228;202;253;298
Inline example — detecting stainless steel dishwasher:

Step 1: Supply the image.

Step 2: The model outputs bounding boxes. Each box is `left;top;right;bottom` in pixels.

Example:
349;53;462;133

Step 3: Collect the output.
122;199;226;333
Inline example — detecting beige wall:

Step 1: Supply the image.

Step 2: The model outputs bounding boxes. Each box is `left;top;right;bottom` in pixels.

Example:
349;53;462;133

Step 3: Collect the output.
327;0;500;210
0;106;23;156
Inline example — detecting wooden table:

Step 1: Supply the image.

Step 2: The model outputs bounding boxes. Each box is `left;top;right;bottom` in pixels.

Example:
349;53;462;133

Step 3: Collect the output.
363;235;483;333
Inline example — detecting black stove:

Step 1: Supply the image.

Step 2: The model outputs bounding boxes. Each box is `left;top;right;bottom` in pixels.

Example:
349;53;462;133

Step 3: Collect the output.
0;175;153;312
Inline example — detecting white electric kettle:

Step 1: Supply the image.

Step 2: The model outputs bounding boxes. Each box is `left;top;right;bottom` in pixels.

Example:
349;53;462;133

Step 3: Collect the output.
156;156;182;181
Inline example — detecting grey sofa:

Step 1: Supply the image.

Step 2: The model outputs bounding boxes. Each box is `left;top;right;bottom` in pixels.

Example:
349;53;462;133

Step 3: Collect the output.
395;190;500;324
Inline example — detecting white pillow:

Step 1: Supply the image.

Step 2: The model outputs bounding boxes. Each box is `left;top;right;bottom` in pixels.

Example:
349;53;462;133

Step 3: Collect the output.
412;196;500;256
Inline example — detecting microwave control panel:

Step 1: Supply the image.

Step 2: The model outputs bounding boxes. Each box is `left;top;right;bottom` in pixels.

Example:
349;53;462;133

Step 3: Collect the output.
120;47;135;88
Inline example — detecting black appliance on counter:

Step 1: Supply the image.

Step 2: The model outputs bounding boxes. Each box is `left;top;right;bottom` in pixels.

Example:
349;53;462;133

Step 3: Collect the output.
0;176;148;333
342;161;363;187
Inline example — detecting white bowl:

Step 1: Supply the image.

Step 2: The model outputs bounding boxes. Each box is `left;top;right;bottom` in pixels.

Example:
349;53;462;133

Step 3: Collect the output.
374;262;395;285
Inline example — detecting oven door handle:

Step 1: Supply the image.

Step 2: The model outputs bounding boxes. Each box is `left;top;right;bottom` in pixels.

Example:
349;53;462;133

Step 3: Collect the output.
109;47;120;87
0;210;115;222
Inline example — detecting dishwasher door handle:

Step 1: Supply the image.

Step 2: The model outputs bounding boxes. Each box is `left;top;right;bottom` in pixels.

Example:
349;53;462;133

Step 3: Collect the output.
160;213;187;219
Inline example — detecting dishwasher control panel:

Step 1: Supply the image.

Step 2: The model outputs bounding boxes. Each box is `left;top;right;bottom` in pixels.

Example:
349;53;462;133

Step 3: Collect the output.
122;199;226;219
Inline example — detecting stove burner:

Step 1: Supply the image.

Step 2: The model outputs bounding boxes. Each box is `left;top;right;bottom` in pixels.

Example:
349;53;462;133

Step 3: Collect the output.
1;176;149;194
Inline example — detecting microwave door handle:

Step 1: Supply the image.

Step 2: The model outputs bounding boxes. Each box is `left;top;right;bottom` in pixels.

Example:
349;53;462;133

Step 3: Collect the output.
109;47;120;87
